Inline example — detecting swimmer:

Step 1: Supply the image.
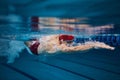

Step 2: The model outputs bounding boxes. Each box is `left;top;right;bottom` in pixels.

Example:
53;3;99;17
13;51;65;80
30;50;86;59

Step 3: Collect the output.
24;34;115;55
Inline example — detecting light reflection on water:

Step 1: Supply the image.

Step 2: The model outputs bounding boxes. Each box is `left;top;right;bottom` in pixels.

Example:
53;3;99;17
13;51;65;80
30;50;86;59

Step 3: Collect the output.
0;17;118;45
0;17;119;63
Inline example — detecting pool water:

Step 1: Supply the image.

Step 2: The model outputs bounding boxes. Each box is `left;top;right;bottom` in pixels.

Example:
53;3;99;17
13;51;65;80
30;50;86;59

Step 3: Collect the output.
0;18;120;80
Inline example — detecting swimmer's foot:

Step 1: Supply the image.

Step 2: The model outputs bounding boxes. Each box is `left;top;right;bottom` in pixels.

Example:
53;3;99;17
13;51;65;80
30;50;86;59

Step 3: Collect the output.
94;42;115;50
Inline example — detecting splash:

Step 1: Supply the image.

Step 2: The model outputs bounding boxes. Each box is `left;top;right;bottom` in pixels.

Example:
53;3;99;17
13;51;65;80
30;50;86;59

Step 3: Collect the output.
0;39;25;63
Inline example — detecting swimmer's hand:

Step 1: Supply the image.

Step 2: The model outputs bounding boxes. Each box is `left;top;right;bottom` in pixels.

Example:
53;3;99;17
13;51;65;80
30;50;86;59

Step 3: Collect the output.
93;42;115;50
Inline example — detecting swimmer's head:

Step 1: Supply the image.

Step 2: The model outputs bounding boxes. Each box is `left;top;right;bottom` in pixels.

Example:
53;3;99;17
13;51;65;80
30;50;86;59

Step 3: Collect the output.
66;40;73;44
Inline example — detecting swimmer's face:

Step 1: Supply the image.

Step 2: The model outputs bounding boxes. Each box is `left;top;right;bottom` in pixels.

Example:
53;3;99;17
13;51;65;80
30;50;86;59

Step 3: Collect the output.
67;41;73;44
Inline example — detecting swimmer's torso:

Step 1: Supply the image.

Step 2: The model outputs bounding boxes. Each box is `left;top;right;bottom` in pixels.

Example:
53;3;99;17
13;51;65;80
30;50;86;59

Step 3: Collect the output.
38;35;60;53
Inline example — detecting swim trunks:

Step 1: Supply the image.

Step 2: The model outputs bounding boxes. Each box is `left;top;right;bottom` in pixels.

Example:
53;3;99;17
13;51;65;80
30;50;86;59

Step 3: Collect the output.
29;41;40;55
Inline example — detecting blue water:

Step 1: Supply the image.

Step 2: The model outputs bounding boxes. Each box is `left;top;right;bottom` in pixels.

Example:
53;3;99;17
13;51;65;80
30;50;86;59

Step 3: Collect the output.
0;0;120;79
0;21;120;80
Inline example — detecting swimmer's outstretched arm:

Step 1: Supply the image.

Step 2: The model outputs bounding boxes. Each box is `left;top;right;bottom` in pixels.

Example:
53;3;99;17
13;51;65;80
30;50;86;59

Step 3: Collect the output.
60;42;115;52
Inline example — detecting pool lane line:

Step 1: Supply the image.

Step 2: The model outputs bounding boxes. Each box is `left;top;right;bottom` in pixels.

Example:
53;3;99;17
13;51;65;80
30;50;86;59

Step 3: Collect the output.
59;53;120;67
54;57;120;75
2;63;38;80
38;60;94;80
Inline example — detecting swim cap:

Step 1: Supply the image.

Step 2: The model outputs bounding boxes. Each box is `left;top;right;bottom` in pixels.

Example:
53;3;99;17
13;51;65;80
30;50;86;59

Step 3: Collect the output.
59;34;74;44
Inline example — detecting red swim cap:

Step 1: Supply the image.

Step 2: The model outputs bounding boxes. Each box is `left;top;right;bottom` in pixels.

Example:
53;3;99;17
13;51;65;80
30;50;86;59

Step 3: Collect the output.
59;34;74;41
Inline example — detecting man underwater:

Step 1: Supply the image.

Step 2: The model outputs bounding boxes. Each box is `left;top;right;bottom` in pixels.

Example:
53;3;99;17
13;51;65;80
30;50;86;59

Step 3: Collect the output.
25;34;115;55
